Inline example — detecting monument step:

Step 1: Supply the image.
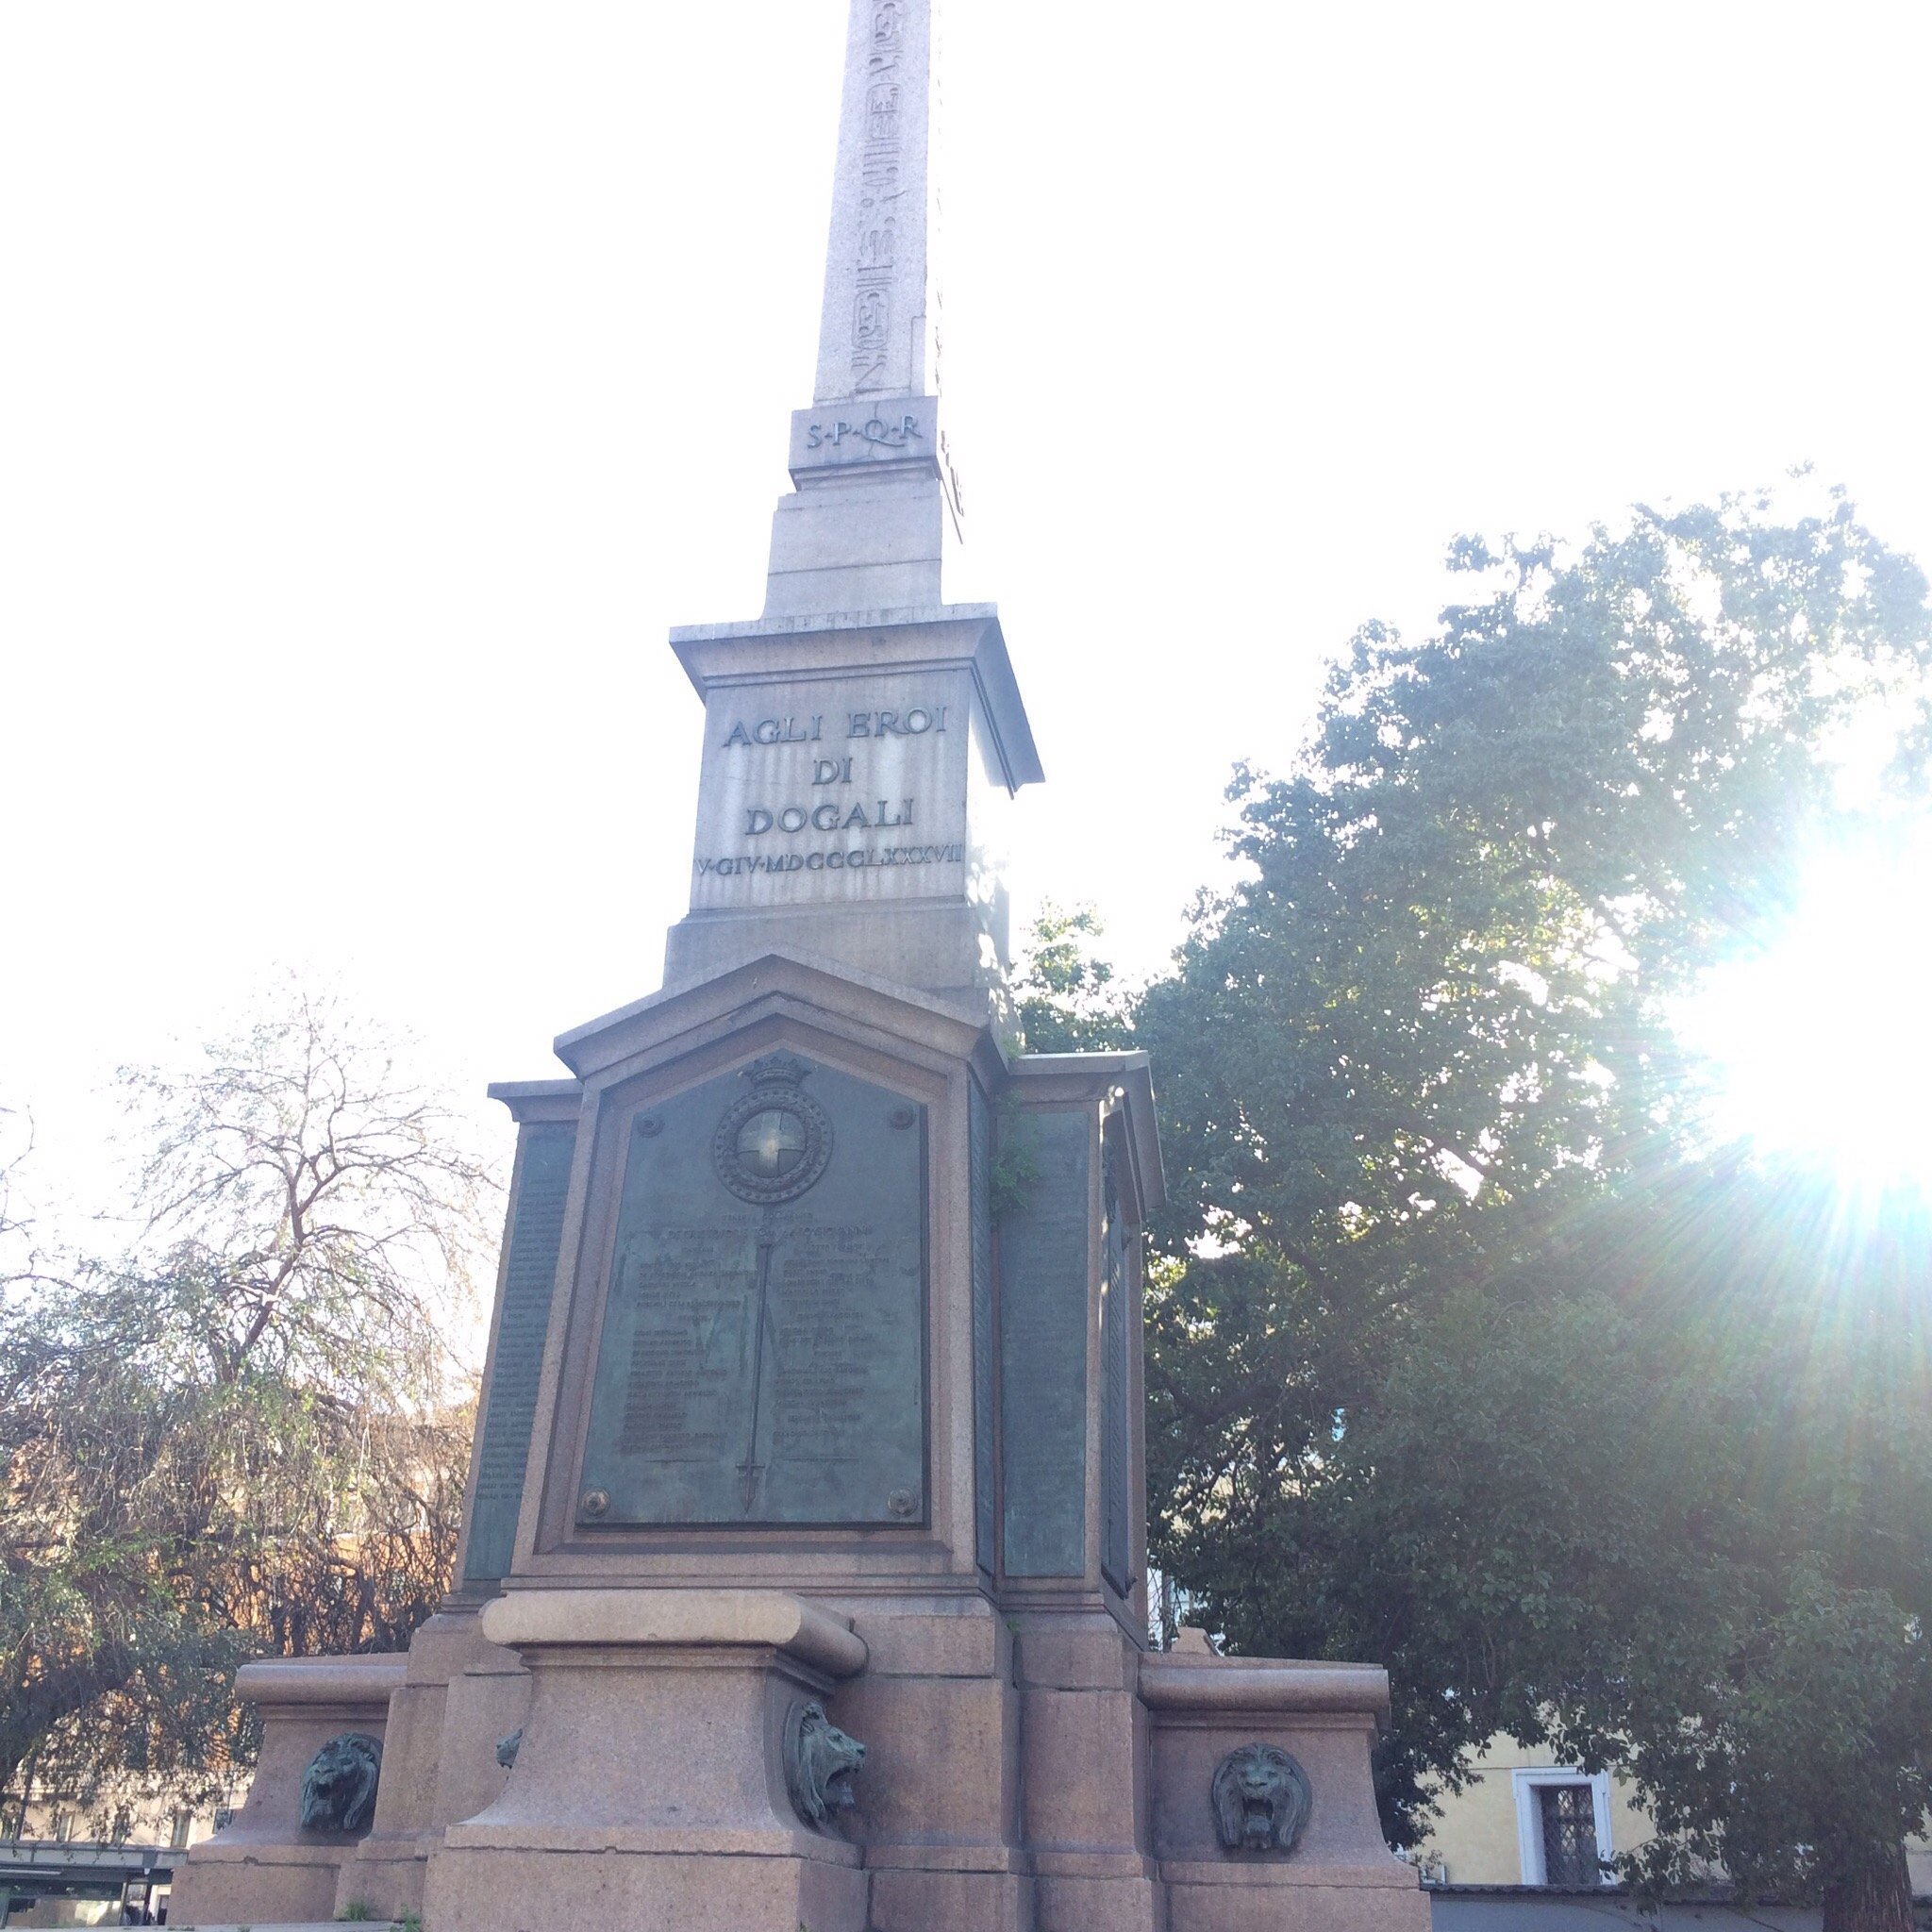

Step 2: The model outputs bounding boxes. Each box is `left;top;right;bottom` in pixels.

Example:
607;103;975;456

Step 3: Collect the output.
173;1923;403;1931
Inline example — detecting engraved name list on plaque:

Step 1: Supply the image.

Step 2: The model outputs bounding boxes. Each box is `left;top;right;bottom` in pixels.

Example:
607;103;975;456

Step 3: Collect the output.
576;1053;927;1528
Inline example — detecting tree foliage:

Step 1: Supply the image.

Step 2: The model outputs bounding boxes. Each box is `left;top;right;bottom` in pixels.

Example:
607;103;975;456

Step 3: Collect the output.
1277;1178;1932;1919
1011;902;1138;1056
1130;484;1932;1928
0;991;493;1818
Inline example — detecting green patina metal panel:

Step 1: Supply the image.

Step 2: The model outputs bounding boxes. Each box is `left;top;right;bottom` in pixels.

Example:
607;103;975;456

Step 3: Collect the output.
463;1124;575;1588
1099;1138;1132;1595
970;1082;996;1575
578;1054;926;1527
999;1108;1090;1577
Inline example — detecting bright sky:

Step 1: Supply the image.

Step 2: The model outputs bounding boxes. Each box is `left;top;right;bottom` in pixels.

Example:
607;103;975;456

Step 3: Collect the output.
1681;824;1932;1190
5;1;1931;1221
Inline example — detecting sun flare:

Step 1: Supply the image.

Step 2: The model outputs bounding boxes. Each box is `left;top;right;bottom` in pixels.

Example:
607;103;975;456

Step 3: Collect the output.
1679;829;1932;1187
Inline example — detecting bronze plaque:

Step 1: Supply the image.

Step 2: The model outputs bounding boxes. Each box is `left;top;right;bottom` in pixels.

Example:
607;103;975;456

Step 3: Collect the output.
578;1054;926;1526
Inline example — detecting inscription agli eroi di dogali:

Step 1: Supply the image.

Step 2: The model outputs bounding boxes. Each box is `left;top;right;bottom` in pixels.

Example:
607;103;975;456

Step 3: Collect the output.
699;699;963;882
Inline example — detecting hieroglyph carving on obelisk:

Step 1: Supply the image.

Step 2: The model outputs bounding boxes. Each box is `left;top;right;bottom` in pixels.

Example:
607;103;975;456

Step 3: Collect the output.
813;0;939;406
764;0;958;617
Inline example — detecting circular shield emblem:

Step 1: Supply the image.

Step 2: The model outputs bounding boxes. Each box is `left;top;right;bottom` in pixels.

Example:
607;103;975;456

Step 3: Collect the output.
713;1054;833;1204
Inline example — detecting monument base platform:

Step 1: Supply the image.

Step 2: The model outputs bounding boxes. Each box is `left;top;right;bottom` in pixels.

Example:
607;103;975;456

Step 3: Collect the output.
865;1860;1036;1932
1161;1861;1435;1932
167;1656;407;1930
169;1846;366;1929
420;1589;871;1932
1032;1863;1168;1932
422;1841;866;1932
174;1590;1429;1932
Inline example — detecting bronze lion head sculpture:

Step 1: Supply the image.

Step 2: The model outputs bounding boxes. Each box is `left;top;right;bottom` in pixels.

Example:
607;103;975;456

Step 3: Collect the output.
1210;1741;1311;1855
299;1731;383;1836
783;1700;866;1833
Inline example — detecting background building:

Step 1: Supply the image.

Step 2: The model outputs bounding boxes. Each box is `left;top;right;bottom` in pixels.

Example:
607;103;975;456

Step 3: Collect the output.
0;1787;230;1927
1418;1736;1932;1931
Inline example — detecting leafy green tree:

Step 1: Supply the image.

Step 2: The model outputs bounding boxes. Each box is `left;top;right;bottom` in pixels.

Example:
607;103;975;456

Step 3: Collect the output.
1295;1168;1932;1929
0;991;493;1819
1010;902;1137;1055
1132;484;1932;1931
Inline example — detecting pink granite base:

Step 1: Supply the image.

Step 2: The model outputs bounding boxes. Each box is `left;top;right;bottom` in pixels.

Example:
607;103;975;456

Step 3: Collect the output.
424;1590;871;1932
865;1859;1035;1932
168;1656;405;1930
423;1841;866;1932
170;1842;356;1927
1008;1614;1165;1929
1162;1860;1433;1932
1142;1653;1429;1932
328;1606;528;1921
1033;1865;1168;1931
171;1619;1432;1932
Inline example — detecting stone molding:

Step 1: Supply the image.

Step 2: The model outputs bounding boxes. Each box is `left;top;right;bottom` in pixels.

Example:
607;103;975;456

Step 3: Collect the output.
479;1587;869;1679
667;605;1041;792
1141;1656;1391;1719
232;1655;408;1710
550;947;989;1082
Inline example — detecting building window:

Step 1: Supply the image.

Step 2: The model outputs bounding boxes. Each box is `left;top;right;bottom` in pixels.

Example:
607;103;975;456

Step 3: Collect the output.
1512;1768;1614;1886
1539;1783;1600;1886
170;1809;193;1849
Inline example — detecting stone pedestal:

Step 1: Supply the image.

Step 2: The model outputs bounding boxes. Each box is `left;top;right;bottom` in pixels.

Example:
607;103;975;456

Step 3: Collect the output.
661;604;1040;1017
1142;1655;1433;1932
1015;1614;1164;1932
327;1607;527;1921
825;1598;1032;1932
169;958;1424;1932
168;1656;406;1928
423;1590;870;1932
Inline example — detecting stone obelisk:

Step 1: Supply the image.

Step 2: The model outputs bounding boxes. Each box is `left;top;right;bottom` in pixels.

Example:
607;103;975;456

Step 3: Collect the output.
661;0;1036;1017
770;0;956;618
171;8;1432;1931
